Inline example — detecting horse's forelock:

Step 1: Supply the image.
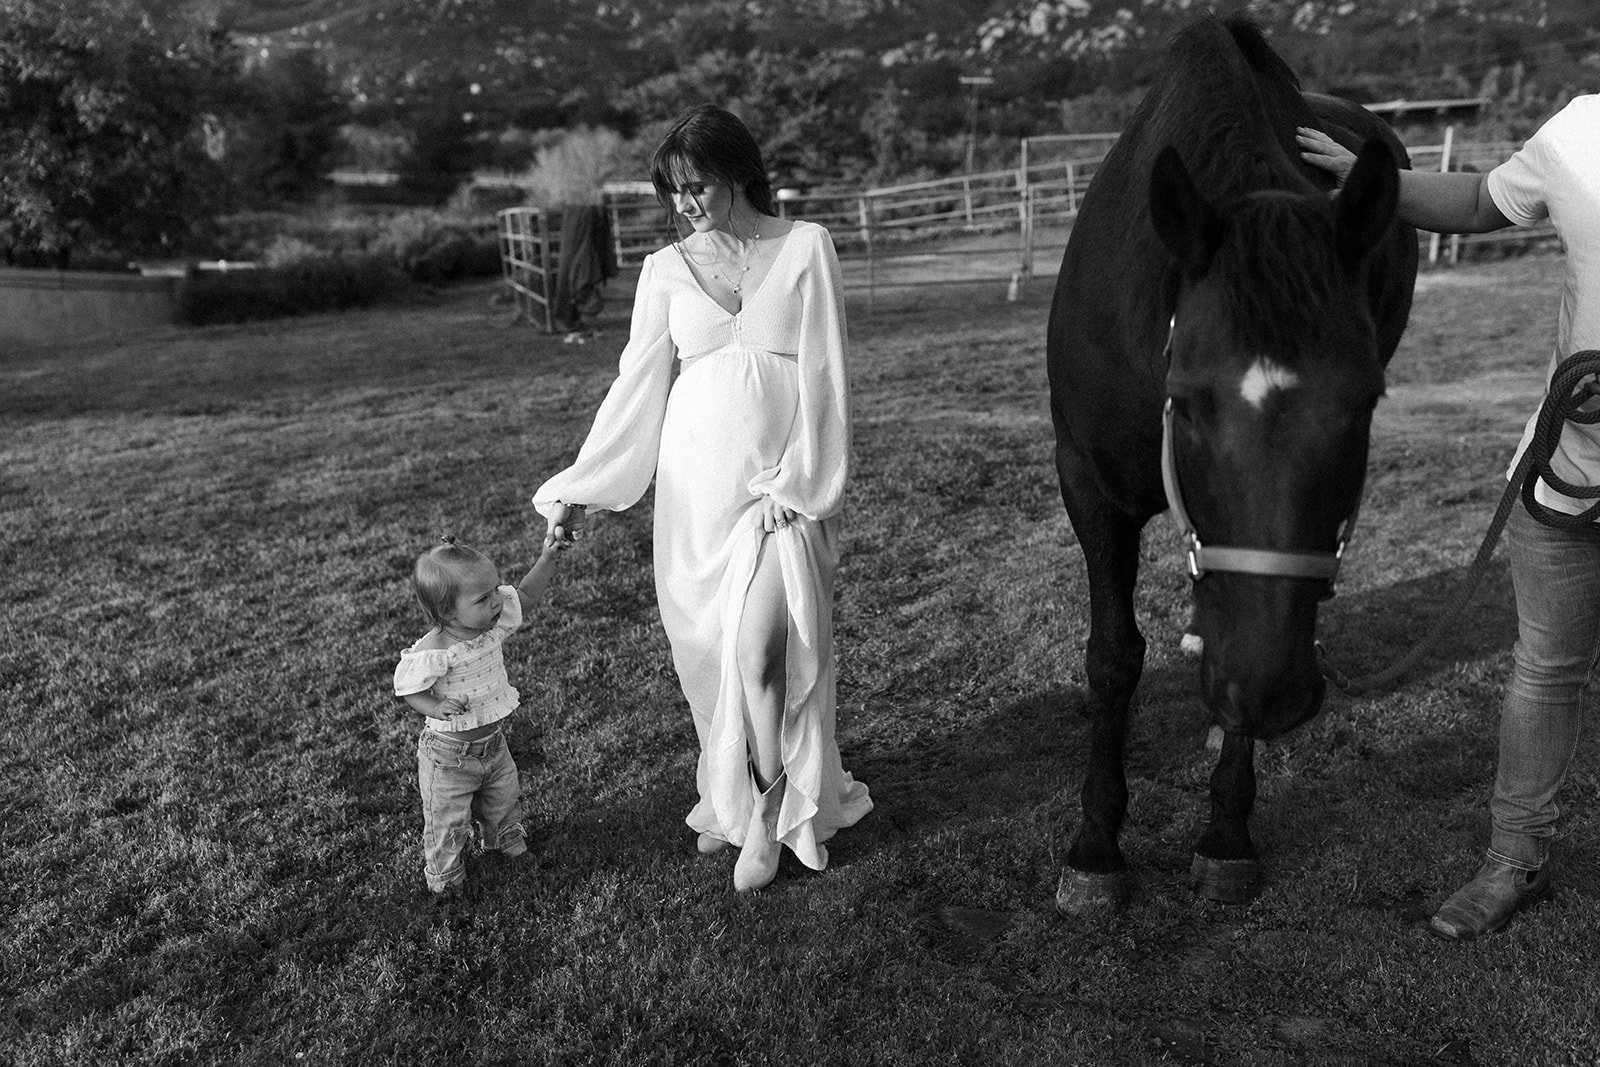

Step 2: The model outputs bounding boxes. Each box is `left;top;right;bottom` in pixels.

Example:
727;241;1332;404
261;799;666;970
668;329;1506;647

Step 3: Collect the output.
1210;195;1351;357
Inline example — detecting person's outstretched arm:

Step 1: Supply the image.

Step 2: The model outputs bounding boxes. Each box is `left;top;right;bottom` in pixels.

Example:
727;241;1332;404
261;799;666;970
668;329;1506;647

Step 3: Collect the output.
514;539;566;615
1297;126;1513;235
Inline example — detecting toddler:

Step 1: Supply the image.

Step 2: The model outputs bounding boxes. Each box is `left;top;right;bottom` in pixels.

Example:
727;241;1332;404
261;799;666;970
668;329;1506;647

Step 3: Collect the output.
394;535;565;897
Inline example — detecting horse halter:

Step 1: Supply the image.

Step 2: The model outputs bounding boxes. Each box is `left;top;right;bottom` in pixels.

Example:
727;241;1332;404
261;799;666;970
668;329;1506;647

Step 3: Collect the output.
1159;319;1362;593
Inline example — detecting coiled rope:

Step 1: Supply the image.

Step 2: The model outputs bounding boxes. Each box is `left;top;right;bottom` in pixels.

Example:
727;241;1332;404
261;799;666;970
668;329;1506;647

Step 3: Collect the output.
1319;348;1600;694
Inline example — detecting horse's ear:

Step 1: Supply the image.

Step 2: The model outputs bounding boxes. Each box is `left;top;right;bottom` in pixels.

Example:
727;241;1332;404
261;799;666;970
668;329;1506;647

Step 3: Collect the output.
1333;138;1400;270
1150;146;1222;278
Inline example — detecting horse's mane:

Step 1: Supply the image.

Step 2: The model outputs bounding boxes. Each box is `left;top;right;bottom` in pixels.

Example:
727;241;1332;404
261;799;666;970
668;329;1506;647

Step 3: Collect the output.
1143;17;1348;356
1151;16;1311;199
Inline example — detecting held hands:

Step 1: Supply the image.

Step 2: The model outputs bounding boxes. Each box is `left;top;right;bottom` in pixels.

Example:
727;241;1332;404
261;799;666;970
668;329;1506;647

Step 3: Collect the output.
1295;127;1356;188
757;494;796;533
544;502;589;550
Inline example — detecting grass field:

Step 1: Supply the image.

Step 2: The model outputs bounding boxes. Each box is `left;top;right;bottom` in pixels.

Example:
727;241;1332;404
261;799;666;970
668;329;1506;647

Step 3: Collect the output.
3;253;1598;1066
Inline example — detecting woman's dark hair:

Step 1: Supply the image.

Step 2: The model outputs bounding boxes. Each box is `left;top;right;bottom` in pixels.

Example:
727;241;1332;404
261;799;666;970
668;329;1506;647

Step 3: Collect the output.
650;105;775;217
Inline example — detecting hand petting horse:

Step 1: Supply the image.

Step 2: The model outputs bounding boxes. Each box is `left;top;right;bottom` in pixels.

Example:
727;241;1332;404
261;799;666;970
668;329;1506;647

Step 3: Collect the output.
1047;14;1418;915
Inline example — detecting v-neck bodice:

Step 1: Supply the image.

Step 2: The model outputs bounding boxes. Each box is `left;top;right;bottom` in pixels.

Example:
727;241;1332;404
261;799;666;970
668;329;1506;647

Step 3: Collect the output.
675;228;795;317
658;222;823;359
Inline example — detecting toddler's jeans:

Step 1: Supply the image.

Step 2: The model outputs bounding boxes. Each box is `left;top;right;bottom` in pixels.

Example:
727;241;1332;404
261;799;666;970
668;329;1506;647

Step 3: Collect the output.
418;726;526;893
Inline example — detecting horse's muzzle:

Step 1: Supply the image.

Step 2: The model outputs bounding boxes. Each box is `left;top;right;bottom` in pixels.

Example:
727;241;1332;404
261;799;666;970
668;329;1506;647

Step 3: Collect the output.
1203;667;1326;741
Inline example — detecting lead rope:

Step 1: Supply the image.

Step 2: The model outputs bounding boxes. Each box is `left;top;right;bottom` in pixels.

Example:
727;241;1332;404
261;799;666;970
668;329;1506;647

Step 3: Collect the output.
1319;349;1600;695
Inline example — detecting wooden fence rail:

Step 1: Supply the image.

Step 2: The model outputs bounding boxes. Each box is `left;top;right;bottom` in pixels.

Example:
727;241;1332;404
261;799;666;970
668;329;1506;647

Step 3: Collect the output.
494;129;1556;320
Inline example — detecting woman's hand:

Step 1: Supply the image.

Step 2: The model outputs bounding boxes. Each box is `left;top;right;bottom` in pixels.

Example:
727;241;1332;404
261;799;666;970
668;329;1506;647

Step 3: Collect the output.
757;495;796;533
544;502;588;549
1296;126;1356;188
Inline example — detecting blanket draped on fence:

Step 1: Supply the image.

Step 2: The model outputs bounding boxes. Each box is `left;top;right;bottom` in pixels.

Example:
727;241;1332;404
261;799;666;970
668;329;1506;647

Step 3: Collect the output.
554;205;618;331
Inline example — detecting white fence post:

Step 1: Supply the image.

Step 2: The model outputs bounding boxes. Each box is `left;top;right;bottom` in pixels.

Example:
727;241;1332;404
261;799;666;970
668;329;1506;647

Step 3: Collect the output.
1018;166;1032;277
1429;125;1453;267
858;195;875;313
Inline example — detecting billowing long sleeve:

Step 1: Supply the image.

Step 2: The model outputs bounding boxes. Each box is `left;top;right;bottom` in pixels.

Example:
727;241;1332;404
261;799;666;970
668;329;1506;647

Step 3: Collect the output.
533;254;676;515
747;228;850;521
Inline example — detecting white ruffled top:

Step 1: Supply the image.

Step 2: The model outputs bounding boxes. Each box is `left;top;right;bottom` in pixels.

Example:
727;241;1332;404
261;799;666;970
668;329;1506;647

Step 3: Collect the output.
393;586;523;732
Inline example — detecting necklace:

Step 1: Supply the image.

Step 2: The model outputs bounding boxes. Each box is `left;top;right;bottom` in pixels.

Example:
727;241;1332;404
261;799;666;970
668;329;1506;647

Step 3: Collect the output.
707;224;762;293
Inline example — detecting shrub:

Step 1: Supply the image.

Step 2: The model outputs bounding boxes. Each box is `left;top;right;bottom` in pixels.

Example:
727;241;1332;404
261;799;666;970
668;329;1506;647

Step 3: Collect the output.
177;253;404;325
367;209;500;284
518;126;628;208
396;95;475;206
260;235;324;268
338;122;409;173
210;211;356;261
179;195;517;324
210;206;502;287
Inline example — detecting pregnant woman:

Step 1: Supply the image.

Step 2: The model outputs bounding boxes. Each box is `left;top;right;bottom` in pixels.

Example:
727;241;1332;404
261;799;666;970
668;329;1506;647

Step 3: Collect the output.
533;104;871;892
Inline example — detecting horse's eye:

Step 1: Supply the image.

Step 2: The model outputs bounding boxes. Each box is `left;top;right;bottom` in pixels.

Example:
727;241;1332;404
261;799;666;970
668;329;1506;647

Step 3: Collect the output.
1170;393;1212;423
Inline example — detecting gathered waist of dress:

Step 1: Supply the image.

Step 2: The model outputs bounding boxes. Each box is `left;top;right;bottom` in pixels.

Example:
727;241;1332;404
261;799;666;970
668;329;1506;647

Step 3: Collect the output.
678;345;798;367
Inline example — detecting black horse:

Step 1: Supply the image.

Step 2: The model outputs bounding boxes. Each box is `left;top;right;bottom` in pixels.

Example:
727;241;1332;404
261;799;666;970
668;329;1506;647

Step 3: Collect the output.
1047;15;1418;914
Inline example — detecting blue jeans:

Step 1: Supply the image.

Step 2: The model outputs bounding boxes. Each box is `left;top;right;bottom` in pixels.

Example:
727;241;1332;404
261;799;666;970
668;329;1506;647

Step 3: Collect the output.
417;728;526;892
1488;504;1595;871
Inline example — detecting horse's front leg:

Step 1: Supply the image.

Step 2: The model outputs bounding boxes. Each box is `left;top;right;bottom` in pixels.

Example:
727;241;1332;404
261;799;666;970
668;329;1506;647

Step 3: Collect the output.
1057;514;1146;917
1191;728;1260;903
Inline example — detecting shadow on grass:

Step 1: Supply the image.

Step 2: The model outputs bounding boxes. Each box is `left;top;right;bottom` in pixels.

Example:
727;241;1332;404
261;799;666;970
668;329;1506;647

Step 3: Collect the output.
1316;557;1517;694
825;558;1517;904
842;687;1082;845
839;663;1217;870
848;550;1523;915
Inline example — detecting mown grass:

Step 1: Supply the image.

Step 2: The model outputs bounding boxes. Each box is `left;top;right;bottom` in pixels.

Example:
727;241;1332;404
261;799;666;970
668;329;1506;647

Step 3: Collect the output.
3;257;1597;1066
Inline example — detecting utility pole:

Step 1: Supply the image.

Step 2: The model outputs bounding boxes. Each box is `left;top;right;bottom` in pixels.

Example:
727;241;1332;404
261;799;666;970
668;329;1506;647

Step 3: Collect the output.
959;74;994;174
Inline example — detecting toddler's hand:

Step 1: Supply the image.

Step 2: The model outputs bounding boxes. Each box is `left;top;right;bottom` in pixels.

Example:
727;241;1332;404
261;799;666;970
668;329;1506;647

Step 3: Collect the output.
544;502;587;549
434;697;469;719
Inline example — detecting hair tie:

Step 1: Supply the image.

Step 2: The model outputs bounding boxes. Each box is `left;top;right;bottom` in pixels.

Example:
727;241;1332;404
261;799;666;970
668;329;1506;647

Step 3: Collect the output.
437;535;457;547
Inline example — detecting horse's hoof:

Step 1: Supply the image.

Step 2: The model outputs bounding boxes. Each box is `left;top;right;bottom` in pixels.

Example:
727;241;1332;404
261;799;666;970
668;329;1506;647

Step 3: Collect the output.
1056;867;1132;917
1190;854;1259;904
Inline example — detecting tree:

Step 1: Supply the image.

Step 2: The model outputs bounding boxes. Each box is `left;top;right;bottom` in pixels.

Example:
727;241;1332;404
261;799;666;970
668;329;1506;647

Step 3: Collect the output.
0;0;240;266
620;47;879;185
395;83;476;206
227;48;349;207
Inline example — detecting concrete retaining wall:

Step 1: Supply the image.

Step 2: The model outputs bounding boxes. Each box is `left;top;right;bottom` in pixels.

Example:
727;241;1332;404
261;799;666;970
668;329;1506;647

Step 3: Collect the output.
0;267;183;346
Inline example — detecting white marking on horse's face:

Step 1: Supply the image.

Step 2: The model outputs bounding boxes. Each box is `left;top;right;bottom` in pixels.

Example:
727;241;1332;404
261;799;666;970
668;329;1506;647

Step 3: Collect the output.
1239;358;1300;409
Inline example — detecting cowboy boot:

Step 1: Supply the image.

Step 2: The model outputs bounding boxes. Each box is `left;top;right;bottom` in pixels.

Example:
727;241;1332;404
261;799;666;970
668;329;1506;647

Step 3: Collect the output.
1430;857;1552;940
733;771;785;893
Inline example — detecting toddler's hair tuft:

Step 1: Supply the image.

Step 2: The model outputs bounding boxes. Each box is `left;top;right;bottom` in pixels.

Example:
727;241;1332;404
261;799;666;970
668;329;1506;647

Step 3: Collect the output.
413;537;494;627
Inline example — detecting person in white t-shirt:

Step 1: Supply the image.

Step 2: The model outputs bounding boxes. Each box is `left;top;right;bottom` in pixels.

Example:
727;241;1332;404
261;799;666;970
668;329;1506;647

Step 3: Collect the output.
1299;96;1600;940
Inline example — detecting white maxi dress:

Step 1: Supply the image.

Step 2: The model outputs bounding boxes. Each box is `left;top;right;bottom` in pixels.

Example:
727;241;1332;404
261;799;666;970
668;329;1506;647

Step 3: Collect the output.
533;220;872;869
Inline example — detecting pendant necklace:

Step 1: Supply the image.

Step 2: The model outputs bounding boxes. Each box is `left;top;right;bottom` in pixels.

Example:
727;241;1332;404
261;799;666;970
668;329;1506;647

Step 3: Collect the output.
709;225;761;293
